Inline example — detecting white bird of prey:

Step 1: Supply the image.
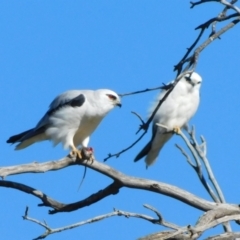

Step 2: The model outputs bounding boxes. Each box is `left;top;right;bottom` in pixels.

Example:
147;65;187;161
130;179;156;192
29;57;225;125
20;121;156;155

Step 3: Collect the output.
134;72;202;167
7;89;121;158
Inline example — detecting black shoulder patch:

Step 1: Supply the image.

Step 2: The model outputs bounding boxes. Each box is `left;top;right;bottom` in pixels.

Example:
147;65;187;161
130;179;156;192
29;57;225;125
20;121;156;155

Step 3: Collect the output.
160;82;173;91
70;94;86;107
47;94;85;115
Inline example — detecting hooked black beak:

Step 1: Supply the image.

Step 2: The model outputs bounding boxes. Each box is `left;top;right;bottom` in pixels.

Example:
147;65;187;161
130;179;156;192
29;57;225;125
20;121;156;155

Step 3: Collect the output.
116;102;122;108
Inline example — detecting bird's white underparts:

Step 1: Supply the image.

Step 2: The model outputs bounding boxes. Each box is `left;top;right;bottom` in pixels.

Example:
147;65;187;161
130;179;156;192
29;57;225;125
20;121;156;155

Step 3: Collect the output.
134;72;202;167
7;89;121;159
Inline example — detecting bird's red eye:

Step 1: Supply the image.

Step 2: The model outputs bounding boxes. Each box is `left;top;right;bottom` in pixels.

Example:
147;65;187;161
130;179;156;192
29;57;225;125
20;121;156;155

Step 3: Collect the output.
106;94;117;100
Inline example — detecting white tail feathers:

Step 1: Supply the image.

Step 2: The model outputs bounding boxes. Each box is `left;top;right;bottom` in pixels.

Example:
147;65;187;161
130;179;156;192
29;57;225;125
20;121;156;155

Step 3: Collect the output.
15;133;47;150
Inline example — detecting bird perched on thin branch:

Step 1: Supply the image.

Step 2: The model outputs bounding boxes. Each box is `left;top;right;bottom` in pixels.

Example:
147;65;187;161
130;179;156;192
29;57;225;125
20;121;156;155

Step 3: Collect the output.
7;89;121;158
134;72;202;167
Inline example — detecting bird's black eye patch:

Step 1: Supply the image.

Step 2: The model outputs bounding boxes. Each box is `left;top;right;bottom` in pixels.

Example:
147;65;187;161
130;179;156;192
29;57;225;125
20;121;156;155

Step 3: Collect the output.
106;94;117;100
185;76;191;82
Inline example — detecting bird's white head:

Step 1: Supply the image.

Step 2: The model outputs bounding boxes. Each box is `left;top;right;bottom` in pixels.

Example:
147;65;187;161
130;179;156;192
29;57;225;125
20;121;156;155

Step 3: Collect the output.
96;89;122;111
183;72;202;90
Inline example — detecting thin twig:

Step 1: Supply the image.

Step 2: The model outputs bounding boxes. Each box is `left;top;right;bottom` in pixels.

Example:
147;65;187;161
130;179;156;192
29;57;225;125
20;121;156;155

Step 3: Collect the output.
190;0;240;12
103;130;147;161
194;136;226;203
175;144;196;168
176;0;240;72
178;127;232;232
131;111;145;126
174;28;205;73
143;204;181;230
118;86;162;97
176;128;220;203
23;206;181;239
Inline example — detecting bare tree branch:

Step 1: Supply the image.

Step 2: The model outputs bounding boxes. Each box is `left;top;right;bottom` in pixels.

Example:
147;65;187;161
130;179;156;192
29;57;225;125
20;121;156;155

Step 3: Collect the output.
0;155;232;213
176;127;232;232
176;0;240;73
0;180;65;210
143;204;181;230
140;206;240;240
23;203;240;240
176;129;220;203
206;232;240;240
191;0;240;14
22;206;182;240
195;13;239;30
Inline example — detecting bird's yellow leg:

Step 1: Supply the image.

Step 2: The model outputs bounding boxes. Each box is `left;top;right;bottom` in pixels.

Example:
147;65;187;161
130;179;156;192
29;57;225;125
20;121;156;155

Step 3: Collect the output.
70;145;82;159
173;126;181;134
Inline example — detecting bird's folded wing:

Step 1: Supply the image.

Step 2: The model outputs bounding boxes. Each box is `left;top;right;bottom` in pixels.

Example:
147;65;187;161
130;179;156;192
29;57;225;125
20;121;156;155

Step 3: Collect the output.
35;91;86;129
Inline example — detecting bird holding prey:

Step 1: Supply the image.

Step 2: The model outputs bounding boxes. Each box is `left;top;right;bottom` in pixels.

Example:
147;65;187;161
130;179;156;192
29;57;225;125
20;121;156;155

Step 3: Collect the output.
7;89;121;158
134;72;202;167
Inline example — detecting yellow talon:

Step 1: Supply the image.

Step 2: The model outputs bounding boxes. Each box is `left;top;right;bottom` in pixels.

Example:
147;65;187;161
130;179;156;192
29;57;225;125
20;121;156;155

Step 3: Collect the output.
173;126;181;134
70;146;95;162
70;146;82;159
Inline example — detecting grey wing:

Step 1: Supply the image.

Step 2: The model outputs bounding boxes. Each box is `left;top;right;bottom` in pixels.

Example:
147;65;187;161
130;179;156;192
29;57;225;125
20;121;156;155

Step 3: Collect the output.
35;90;86;129
7;91;86;150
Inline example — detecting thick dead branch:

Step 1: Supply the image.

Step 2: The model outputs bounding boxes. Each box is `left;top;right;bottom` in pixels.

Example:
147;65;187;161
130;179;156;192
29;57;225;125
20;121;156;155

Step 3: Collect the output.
189;214;240;238
191;0;240;14
196;205;240;227
140;206;240;240
206;232;240;240
48;181;121;214
0;156;229;213
0;180;65;210
139;231;240;240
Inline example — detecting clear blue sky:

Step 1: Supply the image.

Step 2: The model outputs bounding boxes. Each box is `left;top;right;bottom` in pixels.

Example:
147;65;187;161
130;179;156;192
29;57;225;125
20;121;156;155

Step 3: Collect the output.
1;1;240;239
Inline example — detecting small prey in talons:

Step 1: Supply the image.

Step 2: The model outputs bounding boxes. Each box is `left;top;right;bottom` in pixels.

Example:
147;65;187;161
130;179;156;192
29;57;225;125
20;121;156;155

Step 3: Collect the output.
81;147;95;164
